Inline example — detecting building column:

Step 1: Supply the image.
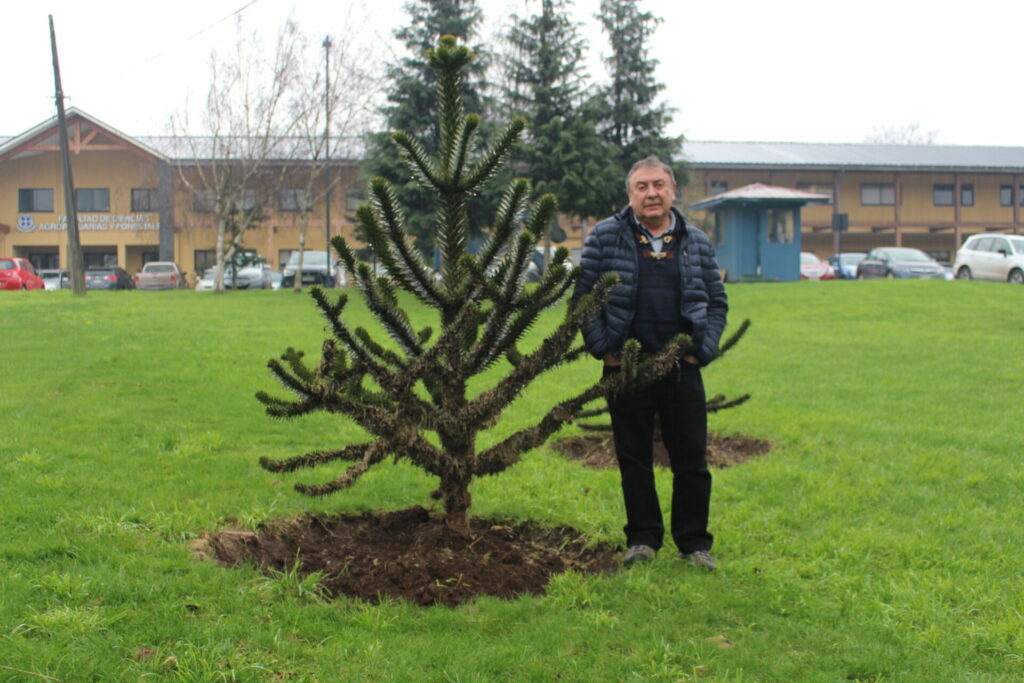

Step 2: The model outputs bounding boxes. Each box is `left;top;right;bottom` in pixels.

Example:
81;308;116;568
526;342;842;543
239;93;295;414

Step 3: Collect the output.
894;172;902;246
158;161;175;262
117;243;128;268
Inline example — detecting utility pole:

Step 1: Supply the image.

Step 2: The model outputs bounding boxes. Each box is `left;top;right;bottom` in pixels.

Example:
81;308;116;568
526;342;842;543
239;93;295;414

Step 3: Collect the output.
323;35;332;285
49;15;86;295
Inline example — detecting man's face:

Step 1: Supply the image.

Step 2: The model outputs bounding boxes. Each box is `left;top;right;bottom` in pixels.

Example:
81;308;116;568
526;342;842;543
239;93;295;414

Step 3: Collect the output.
627;166;676;226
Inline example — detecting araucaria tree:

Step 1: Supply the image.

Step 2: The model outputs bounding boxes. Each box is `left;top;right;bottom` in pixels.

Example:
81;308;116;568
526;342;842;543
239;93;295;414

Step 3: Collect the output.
257;37;687;533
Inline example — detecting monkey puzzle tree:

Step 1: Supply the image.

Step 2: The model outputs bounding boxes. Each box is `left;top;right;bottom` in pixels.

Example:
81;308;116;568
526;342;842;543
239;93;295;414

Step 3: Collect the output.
256;37;687;534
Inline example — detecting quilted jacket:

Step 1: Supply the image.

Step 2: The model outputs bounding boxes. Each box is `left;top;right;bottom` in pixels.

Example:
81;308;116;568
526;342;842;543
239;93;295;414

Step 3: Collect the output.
571;206;728;366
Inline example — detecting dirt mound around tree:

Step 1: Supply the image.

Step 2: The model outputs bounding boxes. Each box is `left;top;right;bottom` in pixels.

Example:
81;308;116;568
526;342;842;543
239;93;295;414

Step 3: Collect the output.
554;431;771;469
201;505;619;607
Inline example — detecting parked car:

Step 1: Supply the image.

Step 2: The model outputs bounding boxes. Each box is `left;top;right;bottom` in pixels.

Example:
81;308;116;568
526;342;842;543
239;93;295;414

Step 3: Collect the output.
85;266;135;290
525;246;575;283
38;268;71;290
800;252;834;280
281;251;347;288
827;252;867;280
134;261;188;290
0;257;45;290
856;247;947;279
194;264;272;291
953;233;1024;284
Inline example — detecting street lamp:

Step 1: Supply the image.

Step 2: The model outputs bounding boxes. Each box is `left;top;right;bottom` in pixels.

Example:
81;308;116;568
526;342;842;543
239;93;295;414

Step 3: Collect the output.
323;35;332;284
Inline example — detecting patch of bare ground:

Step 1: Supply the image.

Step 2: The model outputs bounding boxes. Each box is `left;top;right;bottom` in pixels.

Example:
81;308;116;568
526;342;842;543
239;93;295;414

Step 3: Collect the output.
201;505;619;607
197;435;767;607
553;431;772;470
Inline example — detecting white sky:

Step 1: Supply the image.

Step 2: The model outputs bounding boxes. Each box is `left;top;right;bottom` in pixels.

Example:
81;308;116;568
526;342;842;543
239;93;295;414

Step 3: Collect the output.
3;0;1023;146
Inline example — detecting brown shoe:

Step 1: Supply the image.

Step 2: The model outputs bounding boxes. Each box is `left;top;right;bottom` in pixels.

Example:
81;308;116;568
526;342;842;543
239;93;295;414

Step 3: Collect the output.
622;544;656;566
679;550;716;570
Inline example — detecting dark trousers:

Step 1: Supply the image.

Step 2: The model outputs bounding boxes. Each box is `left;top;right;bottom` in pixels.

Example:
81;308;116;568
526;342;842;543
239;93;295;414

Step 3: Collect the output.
604;363;713;553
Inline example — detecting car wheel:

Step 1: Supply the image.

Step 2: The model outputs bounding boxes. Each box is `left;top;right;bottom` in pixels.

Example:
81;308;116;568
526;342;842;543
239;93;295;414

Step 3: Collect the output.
1009;268;1024;285
956;266;972;280
21;284;27;291
856;272;865;280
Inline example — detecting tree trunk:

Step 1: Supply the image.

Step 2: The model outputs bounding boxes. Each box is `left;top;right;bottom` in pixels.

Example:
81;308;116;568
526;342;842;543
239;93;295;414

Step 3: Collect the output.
215;216;227;292
439;471;472;536
294;214;307;293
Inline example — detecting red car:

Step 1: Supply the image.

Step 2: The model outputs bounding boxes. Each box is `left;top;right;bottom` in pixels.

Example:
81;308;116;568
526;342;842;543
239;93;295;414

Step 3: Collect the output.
0;257;45;291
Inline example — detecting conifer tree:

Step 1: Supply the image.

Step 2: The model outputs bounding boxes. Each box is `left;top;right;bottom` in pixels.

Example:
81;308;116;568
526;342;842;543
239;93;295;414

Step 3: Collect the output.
361;0;495;253
504;0;618;230
594;0;684;196
257;37;688;534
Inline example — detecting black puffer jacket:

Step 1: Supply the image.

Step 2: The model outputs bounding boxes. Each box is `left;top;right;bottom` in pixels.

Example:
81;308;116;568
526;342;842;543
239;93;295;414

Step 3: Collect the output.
571;206;728;366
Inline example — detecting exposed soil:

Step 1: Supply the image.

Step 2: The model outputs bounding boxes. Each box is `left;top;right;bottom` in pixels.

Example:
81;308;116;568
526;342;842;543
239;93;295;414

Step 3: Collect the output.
198;433;768;607
553;431;772;470
200;505;619;607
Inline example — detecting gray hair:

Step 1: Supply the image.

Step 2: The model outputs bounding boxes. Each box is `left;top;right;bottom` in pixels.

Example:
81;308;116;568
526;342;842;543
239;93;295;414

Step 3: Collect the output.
626;156;676;192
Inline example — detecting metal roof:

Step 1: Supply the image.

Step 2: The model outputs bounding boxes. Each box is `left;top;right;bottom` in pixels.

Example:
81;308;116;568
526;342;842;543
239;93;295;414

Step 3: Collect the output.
689;182;832;211
683;141;1024;171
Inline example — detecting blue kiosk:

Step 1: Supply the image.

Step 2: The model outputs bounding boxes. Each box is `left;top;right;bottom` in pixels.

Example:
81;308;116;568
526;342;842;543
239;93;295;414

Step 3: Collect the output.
689;183;830;282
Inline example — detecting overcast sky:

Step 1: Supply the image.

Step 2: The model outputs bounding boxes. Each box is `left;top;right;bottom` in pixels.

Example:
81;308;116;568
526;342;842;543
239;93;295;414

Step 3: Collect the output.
4;0;1023;147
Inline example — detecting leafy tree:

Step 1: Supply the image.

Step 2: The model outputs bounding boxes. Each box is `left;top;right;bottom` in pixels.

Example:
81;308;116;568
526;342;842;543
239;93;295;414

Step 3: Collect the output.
257;37;688;534
503;0;618;266
361;0;494;253
594;0;684;201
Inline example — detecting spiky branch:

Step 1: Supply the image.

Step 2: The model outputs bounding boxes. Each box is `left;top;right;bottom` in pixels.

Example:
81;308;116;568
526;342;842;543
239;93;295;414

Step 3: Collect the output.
257;36;683;533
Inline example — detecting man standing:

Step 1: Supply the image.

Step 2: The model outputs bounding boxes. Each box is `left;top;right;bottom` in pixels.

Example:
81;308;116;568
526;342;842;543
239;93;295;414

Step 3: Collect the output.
572;156;728;570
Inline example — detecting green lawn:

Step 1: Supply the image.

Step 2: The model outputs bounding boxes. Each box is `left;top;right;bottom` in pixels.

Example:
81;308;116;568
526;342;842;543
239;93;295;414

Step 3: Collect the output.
1;280;1022;681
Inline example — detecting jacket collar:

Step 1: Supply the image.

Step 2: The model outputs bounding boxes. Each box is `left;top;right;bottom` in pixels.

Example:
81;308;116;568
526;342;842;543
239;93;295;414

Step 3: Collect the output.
618;206;690;243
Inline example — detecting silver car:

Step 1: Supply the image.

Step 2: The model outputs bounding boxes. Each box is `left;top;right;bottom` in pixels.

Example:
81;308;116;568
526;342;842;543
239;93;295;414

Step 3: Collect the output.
953;233;1024;284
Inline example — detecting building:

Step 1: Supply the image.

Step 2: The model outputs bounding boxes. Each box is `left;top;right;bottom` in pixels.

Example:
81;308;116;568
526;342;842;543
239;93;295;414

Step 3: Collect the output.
7;110;1024;275
0;108;362;281
681;141;1024;263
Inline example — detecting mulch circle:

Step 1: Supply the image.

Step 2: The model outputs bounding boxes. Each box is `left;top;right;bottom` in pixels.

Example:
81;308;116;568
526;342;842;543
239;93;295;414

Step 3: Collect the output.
197;433;768;607
552;431;771;470
200;505;619;607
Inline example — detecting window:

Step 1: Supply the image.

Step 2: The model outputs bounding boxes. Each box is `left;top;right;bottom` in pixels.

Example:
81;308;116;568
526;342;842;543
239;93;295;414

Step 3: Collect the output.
84;251;117;267
141;251;160;266
76;188;110;212
767;208;795;244
346;185;366;211
131;188;158;212
18;188;54;212
861;183;895;206
238;188;258;212
709;180;729;196
933;184;954;206
991;237;1011;254
796;182;834;204
1000;185;1013;207
279;188;312;212
960;184;974;207
193;189;216;213
194;249;216;274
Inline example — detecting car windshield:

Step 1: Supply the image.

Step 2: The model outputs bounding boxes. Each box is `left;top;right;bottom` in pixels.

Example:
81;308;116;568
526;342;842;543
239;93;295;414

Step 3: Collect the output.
886;248;931;262
41;272;61;280
146;264;174;272
0;259;14;270
841;253;866;265
288;252;327;266
800;253;820;265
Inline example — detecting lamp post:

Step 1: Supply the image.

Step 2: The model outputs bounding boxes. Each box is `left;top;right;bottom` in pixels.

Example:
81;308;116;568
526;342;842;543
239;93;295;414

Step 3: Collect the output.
323;35;332;284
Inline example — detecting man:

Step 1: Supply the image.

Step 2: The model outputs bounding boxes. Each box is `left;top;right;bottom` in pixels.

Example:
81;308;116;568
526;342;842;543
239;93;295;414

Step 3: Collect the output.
572;156;728;570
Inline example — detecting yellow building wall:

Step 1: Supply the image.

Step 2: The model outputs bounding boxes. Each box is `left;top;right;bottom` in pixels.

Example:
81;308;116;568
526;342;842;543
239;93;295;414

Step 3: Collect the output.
0;148;163;272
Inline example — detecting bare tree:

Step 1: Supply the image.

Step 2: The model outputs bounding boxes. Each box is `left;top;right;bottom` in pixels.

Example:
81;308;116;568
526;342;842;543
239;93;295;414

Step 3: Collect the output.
170;19;306;292
286;19;381;293
864;122;939;145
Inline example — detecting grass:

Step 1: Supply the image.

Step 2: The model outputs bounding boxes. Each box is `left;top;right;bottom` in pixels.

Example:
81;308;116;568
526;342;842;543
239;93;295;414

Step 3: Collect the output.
1;280;1022;681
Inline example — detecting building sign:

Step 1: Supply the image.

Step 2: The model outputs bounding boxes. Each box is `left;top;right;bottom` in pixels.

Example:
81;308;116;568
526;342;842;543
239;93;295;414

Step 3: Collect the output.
15;213;159;233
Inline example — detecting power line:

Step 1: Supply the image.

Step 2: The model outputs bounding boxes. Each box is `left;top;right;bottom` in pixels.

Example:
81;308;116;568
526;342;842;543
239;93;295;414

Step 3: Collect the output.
142;0;261;64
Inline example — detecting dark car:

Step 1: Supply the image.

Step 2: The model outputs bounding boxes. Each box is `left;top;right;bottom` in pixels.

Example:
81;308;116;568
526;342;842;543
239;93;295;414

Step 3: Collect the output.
856;248;947;280
85;266;135;290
